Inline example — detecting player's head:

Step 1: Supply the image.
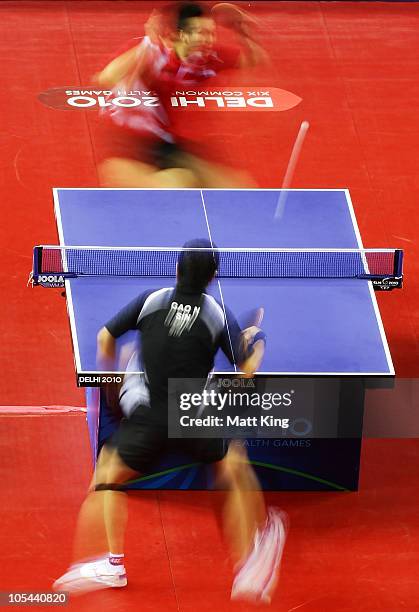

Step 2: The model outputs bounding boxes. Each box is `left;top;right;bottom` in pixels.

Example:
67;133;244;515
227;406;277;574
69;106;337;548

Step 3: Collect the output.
176;2;216;55
177;238;219;290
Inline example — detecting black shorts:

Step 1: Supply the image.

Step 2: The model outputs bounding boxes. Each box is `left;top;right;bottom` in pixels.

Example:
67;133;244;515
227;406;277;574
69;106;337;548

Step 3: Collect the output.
107;406;228;474
100;122;195;170
149;140;190;170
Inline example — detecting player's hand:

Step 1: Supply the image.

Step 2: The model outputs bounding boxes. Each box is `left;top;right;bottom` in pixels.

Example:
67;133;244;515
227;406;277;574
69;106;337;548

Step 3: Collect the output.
241;325;261;347
144;10;163;44
239;326;265;377
144;8;175;47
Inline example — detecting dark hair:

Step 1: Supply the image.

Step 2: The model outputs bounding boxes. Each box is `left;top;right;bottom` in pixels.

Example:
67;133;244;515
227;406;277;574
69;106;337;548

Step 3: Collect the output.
177;238;219;290
177;2;208;31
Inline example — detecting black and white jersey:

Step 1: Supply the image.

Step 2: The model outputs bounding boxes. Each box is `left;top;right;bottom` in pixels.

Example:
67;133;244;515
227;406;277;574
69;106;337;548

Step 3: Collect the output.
105;284;245;418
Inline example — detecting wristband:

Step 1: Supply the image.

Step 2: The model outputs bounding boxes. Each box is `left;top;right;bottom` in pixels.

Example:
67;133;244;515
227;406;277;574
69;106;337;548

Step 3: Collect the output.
250;331;266;346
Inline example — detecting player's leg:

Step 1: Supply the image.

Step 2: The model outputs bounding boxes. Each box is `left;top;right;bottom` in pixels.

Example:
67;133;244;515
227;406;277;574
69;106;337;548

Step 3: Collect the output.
70;443;116;562
217;441;289;604
99;157;199;188
216;440;266;562
53;419;162;593
101;449;138;556
181;153;258;188
99;157;155;187
73;444;136;561
53;443;134;593
87;442;113;490
100;410;167;556
71;451;136;590
182;437;264;560
98;132;255;188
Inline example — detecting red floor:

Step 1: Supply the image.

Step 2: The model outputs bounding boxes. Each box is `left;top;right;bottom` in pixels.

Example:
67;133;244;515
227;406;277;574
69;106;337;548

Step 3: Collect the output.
0;1;418;406
0;2;418;610
1;413;419;611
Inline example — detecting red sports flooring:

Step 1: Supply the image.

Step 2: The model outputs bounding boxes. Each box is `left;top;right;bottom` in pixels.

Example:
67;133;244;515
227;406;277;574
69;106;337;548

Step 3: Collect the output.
1;1;419;610
2;414;419;611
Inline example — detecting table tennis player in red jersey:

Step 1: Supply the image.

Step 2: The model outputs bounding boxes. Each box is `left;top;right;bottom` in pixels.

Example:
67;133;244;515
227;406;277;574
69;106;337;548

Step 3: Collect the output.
95;2;267;188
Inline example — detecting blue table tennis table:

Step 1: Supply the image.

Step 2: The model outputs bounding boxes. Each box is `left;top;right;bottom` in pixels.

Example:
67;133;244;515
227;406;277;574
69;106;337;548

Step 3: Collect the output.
52;188;395;491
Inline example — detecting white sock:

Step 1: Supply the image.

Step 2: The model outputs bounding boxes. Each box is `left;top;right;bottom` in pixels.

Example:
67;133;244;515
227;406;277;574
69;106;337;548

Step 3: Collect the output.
109;553;125;567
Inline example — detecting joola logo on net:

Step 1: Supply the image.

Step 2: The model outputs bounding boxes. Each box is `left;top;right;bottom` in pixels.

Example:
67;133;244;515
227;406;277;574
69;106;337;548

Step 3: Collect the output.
38;275;65;288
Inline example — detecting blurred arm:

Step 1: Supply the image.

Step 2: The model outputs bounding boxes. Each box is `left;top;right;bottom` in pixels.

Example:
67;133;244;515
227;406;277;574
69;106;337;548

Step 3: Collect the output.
95;45;141;89
97;291;152;370
97;326;117;371
94;8;172;89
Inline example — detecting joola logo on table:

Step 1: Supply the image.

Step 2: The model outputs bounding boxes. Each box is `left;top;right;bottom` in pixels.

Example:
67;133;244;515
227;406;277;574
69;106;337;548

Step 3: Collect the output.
165;302;200;337
37;87;302;112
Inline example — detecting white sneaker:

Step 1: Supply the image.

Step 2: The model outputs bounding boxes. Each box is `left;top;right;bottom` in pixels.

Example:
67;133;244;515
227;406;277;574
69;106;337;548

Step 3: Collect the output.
231;508;289;604
53;556;127;594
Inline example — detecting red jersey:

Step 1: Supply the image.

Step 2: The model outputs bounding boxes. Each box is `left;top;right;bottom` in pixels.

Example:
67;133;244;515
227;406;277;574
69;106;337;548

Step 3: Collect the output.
103;37;240;142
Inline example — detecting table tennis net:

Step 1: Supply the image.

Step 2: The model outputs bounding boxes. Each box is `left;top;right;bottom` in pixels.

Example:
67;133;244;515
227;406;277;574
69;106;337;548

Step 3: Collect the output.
33;246;403;281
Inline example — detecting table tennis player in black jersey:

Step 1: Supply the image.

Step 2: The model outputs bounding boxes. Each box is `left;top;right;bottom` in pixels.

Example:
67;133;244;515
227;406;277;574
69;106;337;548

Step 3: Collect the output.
53;239;288;604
